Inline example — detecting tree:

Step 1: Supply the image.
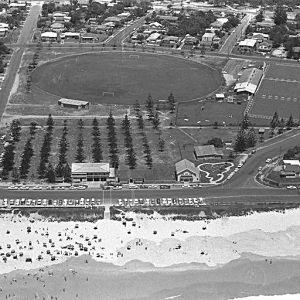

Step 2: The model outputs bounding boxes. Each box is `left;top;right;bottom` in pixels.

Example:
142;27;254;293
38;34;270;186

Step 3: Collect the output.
246;127;257;148
152;112;160;130
145;94;154;120
206;137;223;148
46;163;56;183
75;133;85;163
255;10;264;22
274;5;287;26
133;100;141;117
241;114;251;130
158;135;165;152
167;93;176;113
137;114;144;131
29;122;37;136
121;114;131;132
286;114;294;129
234;129;247;153
278;118;285;134
78;118;84;130
46;114;54;131
270;112;279;129
12;167;20;183
19;138;34;179
92;138;103;162
63;163;72;182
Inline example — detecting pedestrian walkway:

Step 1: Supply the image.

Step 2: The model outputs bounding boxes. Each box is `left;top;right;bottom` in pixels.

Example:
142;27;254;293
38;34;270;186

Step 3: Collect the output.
104;204;111;220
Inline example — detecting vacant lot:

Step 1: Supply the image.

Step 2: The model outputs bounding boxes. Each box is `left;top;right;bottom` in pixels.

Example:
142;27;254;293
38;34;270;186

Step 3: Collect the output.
31;52;222;105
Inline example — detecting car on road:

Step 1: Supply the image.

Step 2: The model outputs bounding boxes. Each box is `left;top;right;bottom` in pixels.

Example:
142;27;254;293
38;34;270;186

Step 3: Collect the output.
113;185;122;190
258;166;263;172
8;186;18;190
32;186;42;190
286;185;297;190
265;158;272;163
19;186;29;190
129;185;139;189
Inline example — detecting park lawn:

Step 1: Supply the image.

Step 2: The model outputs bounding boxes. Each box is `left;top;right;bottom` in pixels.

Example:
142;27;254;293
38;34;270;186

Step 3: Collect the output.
30;52;222;105
3;118;186;182
176;100;246;126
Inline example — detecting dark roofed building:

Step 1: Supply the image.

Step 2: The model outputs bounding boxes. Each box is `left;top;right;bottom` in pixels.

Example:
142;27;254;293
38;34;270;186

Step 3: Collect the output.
234;67;263;95
194;145;223;160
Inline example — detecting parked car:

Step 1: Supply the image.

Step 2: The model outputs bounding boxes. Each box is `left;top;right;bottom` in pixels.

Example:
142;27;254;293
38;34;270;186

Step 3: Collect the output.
265;158;271;163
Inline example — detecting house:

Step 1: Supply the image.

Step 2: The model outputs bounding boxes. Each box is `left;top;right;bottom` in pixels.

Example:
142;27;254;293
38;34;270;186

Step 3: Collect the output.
104;16;122;23
257;40;272;52
194;145;223;160
160;35;179;47
252;32;269;42
280;160;300;178
41;31;58;42
0;27;8;37
255;20;275;30
81;33;98;42
61;32;80;40
50;22;65;32
117;12;130;19
238;39;257;53
58;98;89;109
234;67;263;95
157;15;178;25
175;159;200;182
71;163;115;183
146;32;161;44
184;35;198;45
0;23;9;29
202;32;215;42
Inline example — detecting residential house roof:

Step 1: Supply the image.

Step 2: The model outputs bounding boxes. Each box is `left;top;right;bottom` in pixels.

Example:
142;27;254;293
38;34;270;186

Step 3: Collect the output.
147;32;161;41
175;159;199;176
50;22;65;29
41;31;57;38
72;163;110;174
239;39;257;47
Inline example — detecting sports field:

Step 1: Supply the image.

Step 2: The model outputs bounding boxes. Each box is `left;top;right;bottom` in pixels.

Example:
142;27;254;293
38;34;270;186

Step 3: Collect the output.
250;63;300;121
31;52;222;105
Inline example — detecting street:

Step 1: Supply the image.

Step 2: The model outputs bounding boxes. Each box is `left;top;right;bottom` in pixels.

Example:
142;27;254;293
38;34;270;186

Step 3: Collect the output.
0;4;41;122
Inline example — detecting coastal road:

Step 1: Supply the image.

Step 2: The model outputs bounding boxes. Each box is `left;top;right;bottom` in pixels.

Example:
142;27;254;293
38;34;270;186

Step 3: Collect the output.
0;4;41;122
0;186;299;204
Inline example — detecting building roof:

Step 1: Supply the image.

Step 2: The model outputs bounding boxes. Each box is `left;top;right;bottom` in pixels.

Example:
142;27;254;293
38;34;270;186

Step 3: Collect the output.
239;39;257;47
58;98;89;106
149;22;163;28
163;35;179;41
175;159;199;176
285;164;300;173
51;22;65;29
283;160;300;166
72;163;110;174
104;16;121;23
41;32;57;38
147;32;161;41
202;32;215;38
234;67;263;94
252;32;269;39
194;145;223;157
157;15;178;22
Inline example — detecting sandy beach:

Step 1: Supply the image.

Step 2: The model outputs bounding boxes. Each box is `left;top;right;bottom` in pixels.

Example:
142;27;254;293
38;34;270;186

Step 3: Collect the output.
2;209;300;298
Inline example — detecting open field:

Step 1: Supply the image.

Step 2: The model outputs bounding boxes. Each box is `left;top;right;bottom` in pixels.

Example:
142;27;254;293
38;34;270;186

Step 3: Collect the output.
30;52;222;105
250;63;300;121
177;100;246;126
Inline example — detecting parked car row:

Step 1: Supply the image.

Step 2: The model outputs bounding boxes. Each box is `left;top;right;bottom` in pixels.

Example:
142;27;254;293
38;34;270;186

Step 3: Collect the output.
0;198;101;207
117;197;205;207
7;185;87;190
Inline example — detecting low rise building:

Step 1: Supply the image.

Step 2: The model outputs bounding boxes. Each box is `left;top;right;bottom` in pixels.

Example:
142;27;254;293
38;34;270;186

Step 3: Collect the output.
194;145;223;160
238;39;257;53
71;163;115;183
146;32;161;44
41;31;58;42
58;98;89;109
175;159;200;182
234;67;263;95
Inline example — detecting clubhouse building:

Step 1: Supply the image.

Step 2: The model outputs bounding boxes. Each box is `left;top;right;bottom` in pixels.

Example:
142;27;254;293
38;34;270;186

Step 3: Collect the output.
71;163;115;183
175;159;200;182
